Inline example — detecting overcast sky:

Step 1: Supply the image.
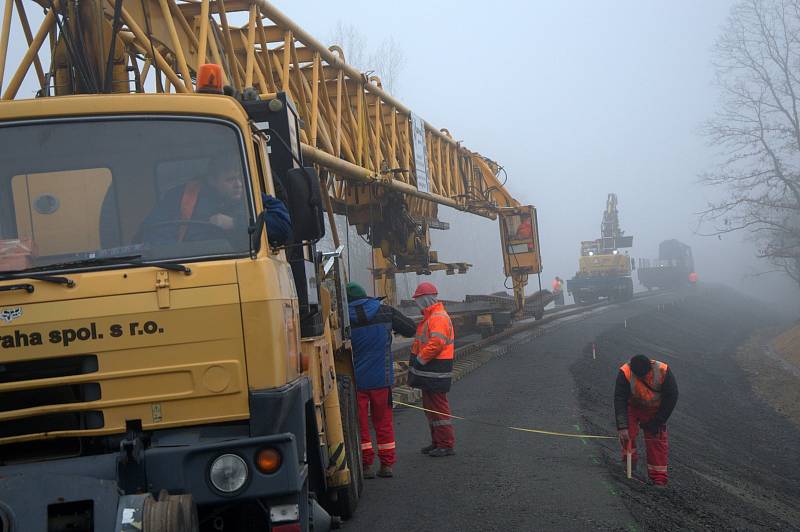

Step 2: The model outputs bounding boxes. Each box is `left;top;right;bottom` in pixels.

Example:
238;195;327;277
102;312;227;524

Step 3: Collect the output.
266;0;799;313
3;0;798;312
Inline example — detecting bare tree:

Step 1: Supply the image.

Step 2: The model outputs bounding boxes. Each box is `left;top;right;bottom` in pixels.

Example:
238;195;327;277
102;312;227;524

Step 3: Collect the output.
329;21;405;94
367;37;405;94
702;0;800;286
330;21;368;72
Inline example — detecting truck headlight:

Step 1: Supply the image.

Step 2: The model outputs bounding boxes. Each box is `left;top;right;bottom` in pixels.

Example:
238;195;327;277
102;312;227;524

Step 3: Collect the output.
209;454;249;493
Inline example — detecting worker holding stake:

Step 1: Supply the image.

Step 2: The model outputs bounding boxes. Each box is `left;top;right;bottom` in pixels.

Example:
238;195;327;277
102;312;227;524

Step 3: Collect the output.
614;354;679;486
409;282;457;457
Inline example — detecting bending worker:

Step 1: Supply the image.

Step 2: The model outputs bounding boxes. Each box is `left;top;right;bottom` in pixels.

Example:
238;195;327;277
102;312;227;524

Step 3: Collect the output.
409;282;456;457
614;354;679;486
347;282;416;478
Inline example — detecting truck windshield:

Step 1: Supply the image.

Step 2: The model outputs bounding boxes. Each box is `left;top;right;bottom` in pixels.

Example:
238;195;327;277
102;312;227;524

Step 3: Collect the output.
0;117;253;275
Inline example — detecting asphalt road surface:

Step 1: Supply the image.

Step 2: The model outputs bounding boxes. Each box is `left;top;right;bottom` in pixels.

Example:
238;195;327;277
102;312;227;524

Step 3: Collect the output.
345;287;800;531
574;286;800;530
346;292;681;531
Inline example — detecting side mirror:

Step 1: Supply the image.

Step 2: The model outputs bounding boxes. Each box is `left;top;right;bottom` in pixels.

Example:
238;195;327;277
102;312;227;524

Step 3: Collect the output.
284;166;325;242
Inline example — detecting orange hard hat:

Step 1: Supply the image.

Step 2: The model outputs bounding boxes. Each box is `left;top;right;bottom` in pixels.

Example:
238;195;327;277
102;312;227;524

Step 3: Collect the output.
412;282;438;298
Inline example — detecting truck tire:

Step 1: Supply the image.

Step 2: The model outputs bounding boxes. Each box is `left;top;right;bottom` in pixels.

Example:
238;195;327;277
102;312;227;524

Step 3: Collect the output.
624;279;634;300
331;374;362;519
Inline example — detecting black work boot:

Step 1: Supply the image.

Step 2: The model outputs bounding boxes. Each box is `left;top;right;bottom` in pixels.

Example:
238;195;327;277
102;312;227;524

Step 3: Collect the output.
428;448;455;458
420;444;436;455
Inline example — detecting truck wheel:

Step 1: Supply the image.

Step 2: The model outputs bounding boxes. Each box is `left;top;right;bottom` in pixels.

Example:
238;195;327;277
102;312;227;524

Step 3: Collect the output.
332;374;362;519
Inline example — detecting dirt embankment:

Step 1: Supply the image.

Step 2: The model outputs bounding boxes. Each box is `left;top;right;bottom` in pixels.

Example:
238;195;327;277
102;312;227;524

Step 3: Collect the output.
572;286;800;531
736;327;800;430
773;322;800;366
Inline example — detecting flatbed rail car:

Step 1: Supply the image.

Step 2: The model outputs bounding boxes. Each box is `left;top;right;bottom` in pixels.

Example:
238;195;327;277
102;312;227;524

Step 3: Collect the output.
637;240;694;290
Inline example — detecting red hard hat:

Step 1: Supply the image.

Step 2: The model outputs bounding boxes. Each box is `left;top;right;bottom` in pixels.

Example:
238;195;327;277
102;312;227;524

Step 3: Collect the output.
412;282;438;298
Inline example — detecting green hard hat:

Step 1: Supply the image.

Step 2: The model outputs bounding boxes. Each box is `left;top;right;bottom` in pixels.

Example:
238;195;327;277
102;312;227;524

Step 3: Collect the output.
346;282;367;300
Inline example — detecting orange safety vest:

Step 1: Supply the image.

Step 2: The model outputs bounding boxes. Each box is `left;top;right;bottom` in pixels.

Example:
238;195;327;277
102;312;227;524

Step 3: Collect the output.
620;360;668;411
178;181;201;242
516;219;533;239
409;302;454;392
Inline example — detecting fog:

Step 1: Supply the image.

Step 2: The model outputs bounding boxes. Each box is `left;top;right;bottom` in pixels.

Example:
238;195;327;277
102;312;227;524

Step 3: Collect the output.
4;0;798;314
274;0;800;314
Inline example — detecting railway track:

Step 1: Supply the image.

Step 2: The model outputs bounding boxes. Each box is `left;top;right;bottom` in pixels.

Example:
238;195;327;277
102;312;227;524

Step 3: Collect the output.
391;290;668;404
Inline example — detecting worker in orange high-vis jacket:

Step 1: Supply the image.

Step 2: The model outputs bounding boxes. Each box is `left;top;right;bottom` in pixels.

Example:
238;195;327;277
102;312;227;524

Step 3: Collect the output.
614;354;679;486
551;276;565;306
409;282;456;457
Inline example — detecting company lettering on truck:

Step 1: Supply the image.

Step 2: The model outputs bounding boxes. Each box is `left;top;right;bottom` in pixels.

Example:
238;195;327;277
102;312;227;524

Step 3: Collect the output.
0;320;165;348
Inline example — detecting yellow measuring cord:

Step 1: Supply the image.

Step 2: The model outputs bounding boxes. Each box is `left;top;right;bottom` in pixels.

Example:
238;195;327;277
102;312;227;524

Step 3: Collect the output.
395;400;617;440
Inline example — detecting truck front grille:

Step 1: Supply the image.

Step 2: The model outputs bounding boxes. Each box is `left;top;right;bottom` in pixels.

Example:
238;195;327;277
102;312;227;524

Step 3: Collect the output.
0;382;101;413
0;411;104;439
0;355;103;441
0;355;98;383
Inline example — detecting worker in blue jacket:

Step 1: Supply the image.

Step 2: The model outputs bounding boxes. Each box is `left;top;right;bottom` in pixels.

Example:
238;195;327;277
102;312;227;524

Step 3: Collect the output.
347;282;416;478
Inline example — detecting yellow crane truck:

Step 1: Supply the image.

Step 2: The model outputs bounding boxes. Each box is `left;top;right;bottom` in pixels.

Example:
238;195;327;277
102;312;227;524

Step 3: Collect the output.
0;1;542;530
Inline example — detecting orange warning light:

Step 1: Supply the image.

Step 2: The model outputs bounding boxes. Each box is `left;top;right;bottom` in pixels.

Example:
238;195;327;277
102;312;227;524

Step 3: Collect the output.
197;64;223;94
255;447;282;474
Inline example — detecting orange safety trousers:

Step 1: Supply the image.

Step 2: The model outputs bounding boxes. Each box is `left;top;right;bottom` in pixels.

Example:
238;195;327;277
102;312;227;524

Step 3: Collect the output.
422;391;455;449
621;405;669;484
357;388;395;467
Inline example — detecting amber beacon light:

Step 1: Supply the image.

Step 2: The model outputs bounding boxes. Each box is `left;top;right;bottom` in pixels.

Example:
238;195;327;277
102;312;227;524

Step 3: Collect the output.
197;64;224;94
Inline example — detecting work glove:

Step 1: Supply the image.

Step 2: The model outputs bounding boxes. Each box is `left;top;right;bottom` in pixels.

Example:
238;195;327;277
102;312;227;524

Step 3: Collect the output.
640;419;663;435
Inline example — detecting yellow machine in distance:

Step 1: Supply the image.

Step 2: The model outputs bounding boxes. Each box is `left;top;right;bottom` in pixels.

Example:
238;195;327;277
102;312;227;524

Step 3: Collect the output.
567;194;634;304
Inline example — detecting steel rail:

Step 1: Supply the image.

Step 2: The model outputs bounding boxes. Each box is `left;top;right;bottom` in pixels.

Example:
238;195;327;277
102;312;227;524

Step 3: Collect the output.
393;289;669;389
